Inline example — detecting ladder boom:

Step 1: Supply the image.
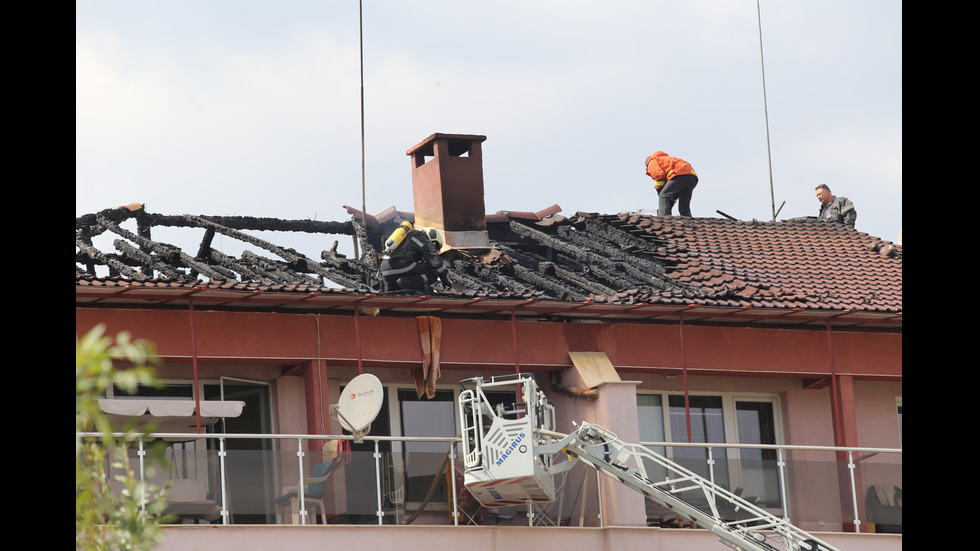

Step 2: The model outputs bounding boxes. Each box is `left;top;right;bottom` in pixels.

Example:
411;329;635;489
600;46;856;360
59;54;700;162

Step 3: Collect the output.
558;422;840;551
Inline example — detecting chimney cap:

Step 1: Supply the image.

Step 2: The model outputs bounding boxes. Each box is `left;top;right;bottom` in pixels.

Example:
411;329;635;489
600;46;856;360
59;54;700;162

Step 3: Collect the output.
406;133;487;156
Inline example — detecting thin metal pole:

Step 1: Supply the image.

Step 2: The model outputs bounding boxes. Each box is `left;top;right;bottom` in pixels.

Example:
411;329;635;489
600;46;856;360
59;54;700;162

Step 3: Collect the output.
359;0;368;282
707;446;716;485
189;299;202;433
138;438;147;519
450;441;459;526
296;438;307;525
374;440;384;526
756;0;777;222
375;440;384;525
848;451;861;532
778;447;790;521
219;437;230;524
354;305;364;374
680;315;692;443
595;470;604;527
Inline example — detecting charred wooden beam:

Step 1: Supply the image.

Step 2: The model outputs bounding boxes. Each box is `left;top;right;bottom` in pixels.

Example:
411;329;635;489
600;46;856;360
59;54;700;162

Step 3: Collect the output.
510;263;587;302
196;215;353;235
113;240;181;279
350;216;381;272
450;261;497;292
95;214;189;276
239;250;315;284
508;220;615;270
321;241;378;289
208;249;266;281
107;212;355;236
553;265;617;297
75;238;143;278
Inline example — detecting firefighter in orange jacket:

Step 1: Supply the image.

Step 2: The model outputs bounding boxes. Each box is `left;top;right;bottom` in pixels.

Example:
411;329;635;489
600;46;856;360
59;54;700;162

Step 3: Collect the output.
645;151;698;217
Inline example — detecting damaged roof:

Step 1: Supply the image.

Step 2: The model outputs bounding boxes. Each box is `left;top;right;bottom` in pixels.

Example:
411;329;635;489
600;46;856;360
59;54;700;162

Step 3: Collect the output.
76;203;902;325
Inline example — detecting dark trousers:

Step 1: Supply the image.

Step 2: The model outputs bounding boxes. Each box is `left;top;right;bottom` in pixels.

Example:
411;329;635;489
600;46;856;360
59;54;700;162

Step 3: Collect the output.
381;259;436;292
658;174;699;216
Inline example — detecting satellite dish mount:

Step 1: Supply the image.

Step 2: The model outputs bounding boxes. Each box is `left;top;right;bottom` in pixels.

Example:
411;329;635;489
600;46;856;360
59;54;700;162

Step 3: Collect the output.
329;373;383;443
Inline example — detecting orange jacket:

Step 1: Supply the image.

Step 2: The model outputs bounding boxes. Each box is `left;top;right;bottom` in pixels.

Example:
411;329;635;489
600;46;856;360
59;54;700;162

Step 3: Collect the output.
645;152;696;191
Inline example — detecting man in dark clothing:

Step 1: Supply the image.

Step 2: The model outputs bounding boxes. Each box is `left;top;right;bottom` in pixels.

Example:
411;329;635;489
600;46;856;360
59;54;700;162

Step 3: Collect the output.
815;184;857;228
380;226;451;292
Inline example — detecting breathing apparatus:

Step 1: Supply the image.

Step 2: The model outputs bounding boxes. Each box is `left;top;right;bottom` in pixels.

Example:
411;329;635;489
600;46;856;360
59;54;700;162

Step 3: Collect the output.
384;221;413;253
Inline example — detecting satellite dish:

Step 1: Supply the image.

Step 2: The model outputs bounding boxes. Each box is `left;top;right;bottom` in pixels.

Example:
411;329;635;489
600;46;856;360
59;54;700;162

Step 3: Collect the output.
334;373;383;441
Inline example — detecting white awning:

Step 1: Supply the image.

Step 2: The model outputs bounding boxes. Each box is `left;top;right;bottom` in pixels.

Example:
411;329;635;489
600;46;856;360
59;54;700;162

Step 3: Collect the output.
98;399;245;418
97;399;246;436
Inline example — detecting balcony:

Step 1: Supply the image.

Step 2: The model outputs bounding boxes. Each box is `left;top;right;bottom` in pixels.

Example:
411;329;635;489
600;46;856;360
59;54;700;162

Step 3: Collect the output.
81;432;901;551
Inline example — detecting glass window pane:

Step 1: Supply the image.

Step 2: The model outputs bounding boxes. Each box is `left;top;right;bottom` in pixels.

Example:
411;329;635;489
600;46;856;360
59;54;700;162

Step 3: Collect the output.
667;395;728;488
637;394;665;443
735;401;781;509
398;389;456;504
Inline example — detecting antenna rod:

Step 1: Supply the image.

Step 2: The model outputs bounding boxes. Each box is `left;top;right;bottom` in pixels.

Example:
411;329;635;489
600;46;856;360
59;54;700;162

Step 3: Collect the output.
359;0;368;281
756;0;776;222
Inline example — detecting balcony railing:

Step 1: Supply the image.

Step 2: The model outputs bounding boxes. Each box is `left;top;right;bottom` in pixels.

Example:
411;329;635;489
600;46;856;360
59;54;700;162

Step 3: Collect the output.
78;432;901;533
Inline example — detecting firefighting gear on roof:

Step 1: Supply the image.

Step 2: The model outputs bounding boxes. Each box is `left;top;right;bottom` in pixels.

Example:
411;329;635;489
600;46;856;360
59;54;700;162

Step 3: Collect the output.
380;224;451;292
384;221;413;252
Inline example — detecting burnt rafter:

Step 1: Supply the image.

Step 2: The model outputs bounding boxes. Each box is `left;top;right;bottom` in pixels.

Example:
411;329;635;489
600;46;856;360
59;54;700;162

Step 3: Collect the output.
75;237;143;279
511;263;587;302
112;240;178;278
506;219;692;296
182;214;373;290
508;220;615;269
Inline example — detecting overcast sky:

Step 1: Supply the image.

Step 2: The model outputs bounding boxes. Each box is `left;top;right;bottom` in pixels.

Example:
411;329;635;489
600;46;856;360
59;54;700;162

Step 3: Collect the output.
77;1;902;262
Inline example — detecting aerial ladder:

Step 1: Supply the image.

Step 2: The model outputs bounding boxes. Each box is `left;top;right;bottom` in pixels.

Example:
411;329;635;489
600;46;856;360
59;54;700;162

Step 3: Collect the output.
458;374;840;551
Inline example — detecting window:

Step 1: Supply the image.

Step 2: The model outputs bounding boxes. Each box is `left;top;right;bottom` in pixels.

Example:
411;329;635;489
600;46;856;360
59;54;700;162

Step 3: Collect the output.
637;392;783;510
397;388;457;505
669;395;730;487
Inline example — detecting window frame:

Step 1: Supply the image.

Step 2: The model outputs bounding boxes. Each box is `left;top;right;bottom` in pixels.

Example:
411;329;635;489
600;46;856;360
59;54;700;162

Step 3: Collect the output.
636;390;785;511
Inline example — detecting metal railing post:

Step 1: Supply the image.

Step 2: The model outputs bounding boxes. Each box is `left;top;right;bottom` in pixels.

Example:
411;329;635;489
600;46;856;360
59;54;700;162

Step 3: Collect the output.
596;470;604;527
219;437;230;525
375;440;383;525
296;438;307;525
449;441;458;526
848;451;861;532
138;438;147;519
777;447;789;521
707;446;716;485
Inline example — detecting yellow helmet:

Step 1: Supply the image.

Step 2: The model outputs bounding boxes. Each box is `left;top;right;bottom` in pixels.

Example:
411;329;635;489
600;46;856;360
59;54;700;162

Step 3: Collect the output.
427;228;443;249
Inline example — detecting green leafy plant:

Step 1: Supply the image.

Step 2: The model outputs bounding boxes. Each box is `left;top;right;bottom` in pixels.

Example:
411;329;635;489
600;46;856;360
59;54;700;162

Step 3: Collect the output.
76;324;171;551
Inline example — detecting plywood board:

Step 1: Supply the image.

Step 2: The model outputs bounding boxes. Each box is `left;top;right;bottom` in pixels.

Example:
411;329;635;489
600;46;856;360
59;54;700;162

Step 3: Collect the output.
568;351;621;388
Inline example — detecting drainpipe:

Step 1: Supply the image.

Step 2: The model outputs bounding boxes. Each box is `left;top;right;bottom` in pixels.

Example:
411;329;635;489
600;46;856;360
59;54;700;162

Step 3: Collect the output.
680;314;692;442
827;322;842;446
511;310;520;374
189;298;202;433
314;314;327;434
354;303;364;374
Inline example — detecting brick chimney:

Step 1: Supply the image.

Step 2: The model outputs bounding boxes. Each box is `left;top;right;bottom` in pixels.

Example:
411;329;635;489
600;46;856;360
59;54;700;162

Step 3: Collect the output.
406;133;490;250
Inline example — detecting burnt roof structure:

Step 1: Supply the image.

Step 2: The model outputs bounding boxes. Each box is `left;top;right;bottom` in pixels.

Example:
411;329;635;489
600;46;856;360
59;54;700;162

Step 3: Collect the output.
76;202;902;327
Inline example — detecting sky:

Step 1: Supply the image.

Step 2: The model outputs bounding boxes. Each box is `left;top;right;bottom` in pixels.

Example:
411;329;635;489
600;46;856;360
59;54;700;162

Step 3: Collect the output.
76;1;902;264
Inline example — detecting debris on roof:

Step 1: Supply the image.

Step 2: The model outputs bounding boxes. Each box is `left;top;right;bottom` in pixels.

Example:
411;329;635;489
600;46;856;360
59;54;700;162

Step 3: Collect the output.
76;203;901;314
